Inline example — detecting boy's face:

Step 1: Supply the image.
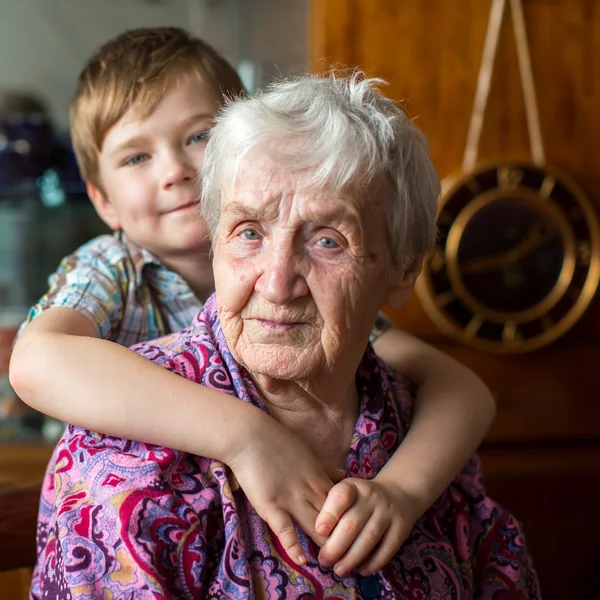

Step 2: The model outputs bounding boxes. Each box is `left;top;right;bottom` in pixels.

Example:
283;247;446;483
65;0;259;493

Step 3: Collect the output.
89;77;218;260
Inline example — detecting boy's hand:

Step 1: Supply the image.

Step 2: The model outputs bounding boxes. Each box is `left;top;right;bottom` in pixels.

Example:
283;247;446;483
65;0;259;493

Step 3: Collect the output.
227;416;341;566
315;477;422;576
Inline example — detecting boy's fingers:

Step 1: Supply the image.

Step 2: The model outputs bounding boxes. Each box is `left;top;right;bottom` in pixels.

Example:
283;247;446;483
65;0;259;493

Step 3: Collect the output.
315;480;358;537
281;499;328;548
267;508;308;566
332;515;387;576
318;503;370;568
357;524;405;576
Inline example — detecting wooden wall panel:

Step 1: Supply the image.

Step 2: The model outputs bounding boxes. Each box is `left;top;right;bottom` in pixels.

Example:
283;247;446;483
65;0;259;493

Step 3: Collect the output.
311;4;600;598
311;0;600;190
480;440;600;600
311;0;600;440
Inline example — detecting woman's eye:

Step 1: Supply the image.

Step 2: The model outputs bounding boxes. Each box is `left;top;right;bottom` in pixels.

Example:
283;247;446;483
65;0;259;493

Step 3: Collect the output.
188;130;210;145
240;229;262;241
124;154;148;166
317;237;340;249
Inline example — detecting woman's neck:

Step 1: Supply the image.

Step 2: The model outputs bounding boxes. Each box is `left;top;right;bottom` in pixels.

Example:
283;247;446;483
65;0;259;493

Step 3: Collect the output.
252;375;360;471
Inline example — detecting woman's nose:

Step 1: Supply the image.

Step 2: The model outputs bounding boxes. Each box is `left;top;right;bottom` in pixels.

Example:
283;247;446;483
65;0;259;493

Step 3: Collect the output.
162;152;197;188
256;246;308;305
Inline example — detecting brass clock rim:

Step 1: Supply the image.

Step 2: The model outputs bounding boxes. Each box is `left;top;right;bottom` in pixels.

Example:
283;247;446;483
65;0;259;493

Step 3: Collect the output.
415;161;600;354
444;187;577;324
440;159;597;211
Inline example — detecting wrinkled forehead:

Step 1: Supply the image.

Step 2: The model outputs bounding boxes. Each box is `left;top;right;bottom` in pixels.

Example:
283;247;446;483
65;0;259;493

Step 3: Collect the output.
220;149;384;225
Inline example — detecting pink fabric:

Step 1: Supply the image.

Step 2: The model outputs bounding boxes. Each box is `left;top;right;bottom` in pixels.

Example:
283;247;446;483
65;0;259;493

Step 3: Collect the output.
31;295;541;599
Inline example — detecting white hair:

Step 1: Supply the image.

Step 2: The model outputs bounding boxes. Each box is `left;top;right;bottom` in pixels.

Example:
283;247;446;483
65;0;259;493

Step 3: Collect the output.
201;70;440;271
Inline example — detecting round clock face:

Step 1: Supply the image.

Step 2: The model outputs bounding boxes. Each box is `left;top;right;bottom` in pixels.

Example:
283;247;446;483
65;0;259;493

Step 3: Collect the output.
415;162;600;353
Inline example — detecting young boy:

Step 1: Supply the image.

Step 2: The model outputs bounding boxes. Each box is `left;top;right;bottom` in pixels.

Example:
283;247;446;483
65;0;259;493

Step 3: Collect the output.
10;27;496;578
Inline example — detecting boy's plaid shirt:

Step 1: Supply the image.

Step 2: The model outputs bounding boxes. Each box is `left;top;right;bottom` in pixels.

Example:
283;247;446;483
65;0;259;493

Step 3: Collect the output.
21;231;202;347
22;230;393;348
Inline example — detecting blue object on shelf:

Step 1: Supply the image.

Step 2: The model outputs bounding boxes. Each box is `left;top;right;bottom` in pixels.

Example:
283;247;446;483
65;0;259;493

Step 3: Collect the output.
0;114;67;199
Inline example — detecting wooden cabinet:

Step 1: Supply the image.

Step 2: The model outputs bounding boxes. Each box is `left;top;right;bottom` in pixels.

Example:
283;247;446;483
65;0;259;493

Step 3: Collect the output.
480;441;600;598
0;443;53;600
0;443;53;487
311;1;600;598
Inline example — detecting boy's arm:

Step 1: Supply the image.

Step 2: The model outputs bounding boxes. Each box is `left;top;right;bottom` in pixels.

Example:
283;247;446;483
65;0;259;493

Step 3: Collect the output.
316;325;496;576
372;326;496;506
8;237;256;458
10;307;262;459
10;307;333;565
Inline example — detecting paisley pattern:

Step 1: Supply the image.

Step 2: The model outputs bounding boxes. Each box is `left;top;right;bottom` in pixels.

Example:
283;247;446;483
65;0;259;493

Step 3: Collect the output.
31;295;540;599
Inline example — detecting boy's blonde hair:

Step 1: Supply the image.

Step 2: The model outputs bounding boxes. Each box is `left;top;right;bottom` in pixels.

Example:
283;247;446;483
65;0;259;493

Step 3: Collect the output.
70;27;245;188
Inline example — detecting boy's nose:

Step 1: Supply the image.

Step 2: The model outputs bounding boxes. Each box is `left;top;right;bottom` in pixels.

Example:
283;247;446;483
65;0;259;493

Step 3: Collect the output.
163;154;197;188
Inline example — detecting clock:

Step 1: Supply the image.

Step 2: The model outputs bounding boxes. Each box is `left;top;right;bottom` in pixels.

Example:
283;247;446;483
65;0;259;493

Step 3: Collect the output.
415;161;600;353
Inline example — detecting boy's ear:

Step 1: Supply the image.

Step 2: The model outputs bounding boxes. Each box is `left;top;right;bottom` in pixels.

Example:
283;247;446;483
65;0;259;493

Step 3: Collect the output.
86;181;120;230
386;254;425;309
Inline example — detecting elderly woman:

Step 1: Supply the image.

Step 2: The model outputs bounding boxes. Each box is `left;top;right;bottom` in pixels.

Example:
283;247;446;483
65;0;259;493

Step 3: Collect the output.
32;73;540;599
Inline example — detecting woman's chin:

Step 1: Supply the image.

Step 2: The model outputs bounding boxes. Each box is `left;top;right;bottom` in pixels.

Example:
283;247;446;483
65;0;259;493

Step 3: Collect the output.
240;346;318;383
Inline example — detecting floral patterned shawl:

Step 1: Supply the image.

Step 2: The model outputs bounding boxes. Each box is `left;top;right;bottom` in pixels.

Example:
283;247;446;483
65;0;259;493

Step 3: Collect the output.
31;294;540;599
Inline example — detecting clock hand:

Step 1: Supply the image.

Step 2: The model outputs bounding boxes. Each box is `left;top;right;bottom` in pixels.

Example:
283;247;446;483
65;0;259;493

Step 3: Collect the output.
508;220;556;260
460;221;555;276
460;250;514;275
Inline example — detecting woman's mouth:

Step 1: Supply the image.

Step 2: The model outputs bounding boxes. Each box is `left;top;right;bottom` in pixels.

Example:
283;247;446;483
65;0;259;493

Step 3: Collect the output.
258;320;299;331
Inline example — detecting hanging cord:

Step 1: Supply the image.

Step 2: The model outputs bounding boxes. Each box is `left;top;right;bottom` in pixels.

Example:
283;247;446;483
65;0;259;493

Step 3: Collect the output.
462;0;544;172
463;0;506;172
509;0;545;165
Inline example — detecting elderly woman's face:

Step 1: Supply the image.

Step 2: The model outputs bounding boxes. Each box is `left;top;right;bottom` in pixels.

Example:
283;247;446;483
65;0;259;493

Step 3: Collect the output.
212;152;399;382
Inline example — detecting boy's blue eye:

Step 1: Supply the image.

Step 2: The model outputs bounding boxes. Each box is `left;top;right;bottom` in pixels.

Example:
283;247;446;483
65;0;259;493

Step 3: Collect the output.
125;154;148;166
188;130;210;145
317;237;339;249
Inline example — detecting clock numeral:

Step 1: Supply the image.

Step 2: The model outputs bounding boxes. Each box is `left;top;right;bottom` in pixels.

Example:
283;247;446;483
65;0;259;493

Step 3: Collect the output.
577;241;591;266
465;179;481;196
539;175;556;200
498;167;524;189
465;314;484;338
429;249;445;273
502;321;523;344
435;290;456;307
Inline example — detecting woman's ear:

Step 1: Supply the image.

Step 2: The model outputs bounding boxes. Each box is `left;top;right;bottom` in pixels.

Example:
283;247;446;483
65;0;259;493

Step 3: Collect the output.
386;254;425;309
86;181;120;230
